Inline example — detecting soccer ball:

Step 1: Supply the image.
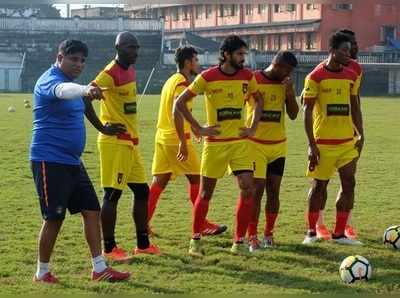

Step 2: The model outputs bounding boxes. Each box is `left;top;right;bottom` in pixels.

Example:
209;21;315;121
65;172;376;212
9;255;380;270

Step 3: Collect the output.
24;99;29;104
24;103;31;109
383;225;400;249
339;255;372;284
7;106;15;112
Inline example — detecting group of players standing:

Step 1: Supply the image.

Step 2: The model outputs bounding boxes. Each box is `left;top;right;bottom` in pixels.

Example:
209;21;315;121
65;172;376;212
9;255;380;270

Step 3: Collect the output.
29;29;363;283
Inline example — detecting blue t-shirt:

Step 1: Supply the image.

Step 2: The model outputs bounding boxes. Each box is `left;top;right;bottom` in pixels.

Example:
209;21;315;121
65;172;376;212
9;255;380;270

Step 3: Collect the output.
30;65;86;165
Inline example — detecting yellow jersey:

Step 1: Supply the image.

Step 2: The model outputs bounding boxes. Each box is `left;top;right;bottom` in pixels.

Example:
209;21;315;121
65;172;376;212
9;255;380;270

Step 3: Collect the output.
93;60;139;146
187;66;258;144
155;72;193;145
303;64;360;145
247;70;287;144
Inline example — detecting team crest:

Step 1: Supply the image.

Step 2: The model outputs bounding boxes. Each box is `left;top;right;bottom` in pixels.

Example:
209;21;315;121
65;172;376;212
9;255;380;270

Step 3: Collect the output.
242;83;248;94
117;173;123;184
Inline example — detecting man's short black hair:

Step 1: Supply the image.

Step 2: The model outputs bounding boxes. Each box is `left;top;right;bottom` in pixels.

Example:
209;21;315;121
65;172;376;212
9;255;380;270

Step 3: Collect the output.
175;46;198;69
58;39;88;57
329;32;351;50
219;35;248;63
339;29;355;37
272;51;298;68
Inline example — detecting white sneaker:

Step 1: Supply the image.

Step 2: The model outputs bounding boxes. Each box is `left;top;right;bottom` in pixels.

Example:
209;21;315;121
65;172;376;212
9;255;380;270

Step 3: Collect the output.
262;236;275;248
332;235;363;246
302;231;318;245
248;237;262;253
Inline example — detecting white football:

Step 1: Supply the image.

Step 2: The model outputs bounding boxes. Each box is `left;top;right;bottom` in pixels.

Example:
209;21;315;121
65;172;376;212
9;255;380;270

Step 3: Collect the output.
8;106;15;112
383;225;400;249
339;255;372;284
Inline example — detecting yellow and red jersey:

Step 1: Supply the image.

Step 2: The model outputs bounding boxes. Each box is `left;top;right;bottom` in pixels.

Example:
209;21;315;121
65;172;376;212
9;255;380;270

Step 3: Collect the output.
156;72;193;145
302;64;360;145
93;60;138;146
247;70;287;144
187;66;258;144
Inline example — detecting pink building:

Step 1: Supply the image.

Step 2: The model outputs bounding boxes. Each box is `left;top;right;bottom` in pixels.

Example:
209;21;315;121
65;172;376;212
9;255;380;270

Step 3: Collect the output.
125;1;400;52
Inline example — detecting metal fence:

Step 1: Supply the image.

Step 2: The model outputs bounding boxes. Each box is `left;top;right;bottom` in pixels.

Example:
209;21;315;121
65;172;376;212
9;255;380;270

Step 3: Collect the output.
0;16;163;33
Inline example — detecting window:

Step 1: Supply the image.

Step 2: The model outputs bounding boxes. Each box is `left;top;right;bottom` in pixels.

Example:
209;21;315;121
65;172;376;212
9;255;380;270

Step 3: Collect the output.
287;33;294;50
171;7;179;21
229;4;237;16
205;4;212;19
258;4;266;14
257;36;266;51
245;4;253;16
273;35;281;50
334;3;352;11
306;32;316;49
381;25;396;43
195;5;203;20
219;4;224;17
287;4;296;12
274;4;280;13
306;3;318;10
182;6;189;20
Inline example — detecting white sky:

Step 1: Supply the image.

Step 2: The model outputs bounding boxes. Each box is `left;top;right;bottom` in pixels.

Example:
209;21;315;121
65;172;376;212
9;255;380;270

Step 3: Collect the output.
53;4;121;17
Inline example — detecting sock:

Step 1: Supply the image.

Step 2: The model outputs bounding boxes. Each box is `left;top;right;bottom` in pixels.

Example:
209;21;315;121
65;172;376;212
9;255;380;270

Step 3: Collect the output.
264;213;278;237
103;238;116;253
235;196;254;243
147;183;164;222
308;212;319;232
192;197;209;239
92;255;107;273
136;230;150;249
247;221;258;238
334;211;350;236
188;183;200;205
36;261;49;279
346;211;352;225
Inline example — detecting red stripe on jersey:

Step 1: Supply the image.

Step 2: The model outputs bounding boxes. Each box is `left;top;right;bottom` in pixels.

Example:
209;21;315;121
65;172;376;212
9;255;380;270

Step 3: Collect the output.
248;137;287;145
309;65;357;83
205;136;246;142
105;62;136;87
254;70;283;85
201;66;253;82
176;81;189;88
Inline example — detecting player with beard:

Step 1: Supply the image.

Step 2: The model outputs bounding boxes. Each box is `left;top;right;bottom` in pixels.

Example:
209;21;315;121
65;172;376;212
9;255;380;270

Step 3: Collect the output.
174;35;264;256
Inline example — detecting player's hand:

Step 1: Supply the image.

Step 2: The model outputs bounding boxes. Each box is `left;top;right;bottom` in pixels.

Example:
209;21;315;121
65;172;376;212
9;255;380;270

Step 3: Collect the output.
239;127;256;138
308;143;320;171
355;135;364;156
195;125;220;137
191;127;203;143
177;141;188;162
282;76;294;88
84;86;103;100
101;122;126;136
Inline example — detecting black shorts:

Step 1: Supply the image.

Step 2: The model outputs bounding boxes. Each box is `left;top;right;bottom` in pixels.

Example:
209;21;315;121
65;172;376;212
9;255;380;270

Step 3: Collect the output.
267;157;286;177
31;161;100;220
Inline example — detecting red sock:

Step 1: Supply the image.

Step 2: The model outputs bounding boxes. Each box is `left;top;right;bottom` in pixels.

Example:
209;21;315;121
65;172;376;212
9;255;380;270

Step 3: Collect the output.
308;212;319;232
334;211;350;236
247;221;258;238
192;197;209;238
147;183;163;222
264;213;278;237
188;183;200;205
235;196;254;242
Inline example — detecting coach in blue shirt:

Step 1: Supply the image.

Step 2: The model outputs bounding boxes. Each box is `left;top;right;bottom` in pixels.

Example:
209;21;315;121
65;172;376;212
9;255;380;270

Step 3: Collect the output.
30;39;130;283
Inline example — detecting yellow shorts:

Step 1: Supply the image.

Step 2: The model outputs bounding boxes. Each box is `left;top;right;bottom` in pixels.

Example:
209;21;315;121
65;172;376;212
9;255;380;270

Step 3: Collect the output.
201;141;253;179
249;140;287;179
306;143;359;181
151;142;200;179
98;142;147;190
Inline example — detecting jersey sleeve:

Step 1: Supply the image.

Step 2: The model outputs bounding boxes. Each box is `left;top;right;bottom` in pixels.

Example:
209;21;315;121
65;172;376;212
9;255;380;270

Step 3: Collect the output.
93;70;114;89
303;76;319;101
351;77;361;96
187;74;207;96
249;74;259;97
35;76;64;101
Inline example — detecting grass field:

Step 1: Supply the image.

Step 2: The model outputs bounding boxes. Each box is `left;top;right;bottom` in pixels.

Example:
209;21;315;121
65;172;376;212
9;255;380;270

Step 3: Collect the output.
0;93;399;294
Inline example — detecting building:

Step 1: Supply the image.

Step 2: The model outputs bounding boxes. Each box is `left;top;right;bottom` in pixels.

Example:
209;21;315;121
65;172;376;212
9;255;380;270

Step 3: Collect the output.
71;6;128;18
125;1;400;52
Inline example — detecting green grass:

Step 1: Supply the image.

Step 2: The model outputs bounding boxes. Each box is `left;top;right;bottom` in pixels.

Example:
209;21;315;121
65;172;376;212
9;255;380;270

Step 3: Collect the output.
0;93;399;294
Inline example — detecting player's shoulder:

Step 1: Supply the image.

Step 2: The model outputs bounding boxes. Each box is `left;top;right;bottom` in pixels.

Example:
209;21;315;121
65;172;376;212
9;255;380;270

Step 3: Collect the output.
307;65;326;83
254;70;282;85
347;59;362;75
35;65;65;91
200;66;253;82
200;66;220;82
164;73;189;90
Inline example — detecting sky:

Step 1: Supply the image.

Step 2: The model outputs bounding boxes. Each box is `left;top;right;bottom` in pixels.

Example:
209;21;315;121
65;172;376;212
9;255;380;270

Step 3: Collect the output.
53;4;121;17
